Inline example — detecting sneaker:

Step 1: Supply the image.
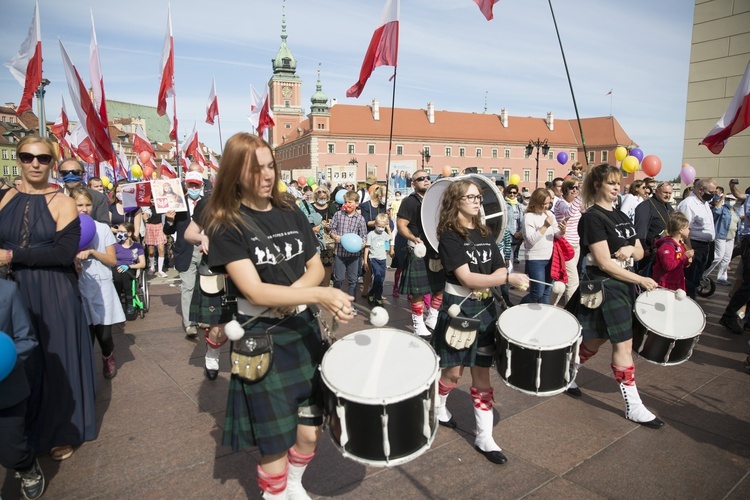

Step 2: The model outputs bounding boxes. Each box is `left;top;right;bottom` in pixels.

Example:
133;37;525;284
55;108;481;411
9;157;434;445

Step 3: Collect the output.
185;325;198;337
15;458;44;500
156;271;168;278
376;298;384;306
126;306;137;321
716;279;732;286
148;267;155;275
392;288;399;298
367;296;376;306
720;316;744;335
103;353;117;379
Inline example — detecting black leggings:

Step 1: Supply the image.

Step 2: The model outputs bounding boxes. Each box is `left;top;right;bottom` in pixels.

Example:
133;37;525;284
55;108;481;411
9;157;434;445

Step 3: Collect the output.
90;324;114;357
112;267;137;304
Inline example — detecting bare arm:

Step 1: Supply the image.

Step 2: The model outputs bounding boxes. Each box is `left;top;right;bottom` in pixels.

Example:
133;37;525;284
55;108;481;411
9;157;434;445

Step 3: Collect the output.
453;263;528;290
588;239;654;289
397;217;422;244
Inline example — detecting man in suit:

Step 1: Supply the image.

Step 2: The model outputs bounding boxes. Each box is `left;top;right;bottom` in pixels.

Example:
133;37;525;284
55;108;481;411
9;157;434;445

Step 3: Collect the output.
0;279;45;499
634;181;674;274
58;159;110;224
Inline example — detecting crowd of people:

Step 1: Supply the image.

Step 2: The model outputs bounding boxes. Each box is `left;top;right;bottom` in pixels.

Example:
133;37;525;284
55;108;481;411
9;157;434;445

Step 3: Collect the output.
1;134;749;499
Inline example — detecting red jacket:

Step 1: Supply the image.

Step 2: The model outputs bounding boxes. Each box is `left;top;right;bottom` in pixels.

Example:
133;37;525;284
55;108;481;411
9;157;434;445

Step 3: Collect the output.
651;236;690;291
551;237;575;283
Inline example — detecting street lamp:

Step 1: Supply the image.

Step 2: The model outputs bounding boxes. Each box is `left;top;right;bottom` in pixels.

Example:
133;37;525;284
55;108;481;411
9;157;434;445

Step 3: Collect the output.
525;138;549;189
420;148;431;169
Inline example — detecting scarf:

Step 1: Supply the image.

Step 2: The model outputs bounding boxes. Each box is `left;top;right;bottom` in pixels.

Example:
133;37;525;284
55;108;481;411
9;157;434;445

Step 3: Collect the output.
505;196;518;206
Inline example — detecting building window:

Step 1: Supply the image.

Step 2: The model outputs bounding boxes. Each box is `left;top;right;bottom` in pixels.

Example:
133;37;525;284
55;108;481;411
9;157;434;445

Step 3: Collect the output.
476;168;483;173
601;150;608;162
445;146;452;157
11;151;16;160
284;123;291;129
423;146;431;156
459;147;465;157
504;149;510;159
452;168;459;175
547;170;554;182
503;169;511;181
570;151;575;162
621;168;629;178
492;148;498;158
523;170;530;182
425;168;432;175
368;144;375;154
490;168;498;174
327;143;335;153
348;143;355;154
2;166;8;175
284;100;290;107
588;151;595;163
396;145;403;155
548;150;554;160
524;148;530;159
12;165;18;176
476;148;482;158
1;150;7;160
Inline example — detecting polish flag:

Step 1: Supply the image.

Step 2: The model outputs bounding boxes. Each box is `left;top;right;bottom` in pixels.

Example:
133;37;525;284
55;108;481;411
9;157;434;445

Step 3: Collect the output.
700;60;750;155
209;152;219;171
179;154;190;174
181;121;199;158
50;97;71;159
206;78;219;125
59;39;117;171
89;10;109;130
250;85;262;111
116;143;129;180
248;89;275;137
160;158;177;179
5;1;42;116
169;112;178;141
193;146;206;167
157;6;175;116
133;124;155;157
68;122;96;164
346;0;399;98
473;0;501;21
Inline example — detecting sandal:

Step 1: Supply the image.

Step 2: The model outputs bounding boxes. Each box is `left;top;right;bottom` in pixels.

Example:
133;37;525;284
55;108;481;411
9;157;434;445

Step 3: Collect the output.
50;445;74;461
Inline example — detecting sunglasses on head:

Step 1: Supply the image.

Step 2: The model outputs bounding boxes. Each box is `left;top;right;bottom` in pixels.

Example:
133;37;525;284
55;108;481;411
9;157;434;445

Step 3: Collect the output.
413;175;429;183
18;152;53;165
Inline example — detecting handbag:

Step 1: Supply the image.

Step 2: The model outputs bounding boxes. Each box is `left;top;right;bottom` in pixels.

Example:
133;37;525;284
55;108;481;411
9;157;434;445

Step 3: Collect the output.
445;315;480;350
198;258;225;295
579;279;608;309
230;330;273;383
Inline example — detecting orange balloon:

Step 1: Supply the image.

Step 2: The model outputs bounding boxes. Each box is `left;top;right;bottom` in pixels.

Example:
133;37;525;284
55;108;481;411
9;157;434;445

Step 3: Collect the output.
368;183;378;195
142;164;155;179
641;155;662;177
139;151;152;164
441;166;452;177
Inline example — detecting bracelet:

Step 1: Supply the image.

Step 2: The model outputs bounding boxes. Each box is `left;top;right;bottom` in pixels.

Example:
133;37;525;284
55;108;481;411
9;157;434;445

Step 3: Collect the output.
5;249;11;264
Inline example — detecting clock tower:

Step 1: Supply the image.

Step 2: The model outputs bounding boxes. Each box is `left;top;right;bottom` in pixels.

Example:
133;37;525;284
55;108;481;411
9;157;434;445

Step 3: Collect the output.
268;2;304;148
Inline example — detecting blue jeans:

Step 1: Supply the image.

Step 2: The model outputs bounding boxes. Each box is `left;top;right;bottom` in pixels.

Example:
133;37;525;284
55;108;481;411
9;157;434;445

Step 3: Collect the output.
367;258;387;300
334;254;360;297
521;259;551;304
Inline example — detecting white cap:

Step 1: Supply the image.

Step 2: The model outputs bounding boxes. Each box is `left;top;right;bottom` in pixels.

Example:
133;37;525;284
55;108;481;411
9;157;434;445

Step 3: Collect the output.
185;172;204;184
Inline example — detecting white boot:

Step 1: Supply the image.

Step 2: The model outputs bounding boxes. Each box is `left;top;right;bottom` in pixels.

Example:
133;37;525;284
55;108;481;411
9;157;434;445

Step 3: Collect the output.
424;307;439;330
619;382;664;428
262;490;288;500
566;363;582;397
286;464;311;500
204;344;220;380
473;406;507;464
412;314;431;338
436;393;456;427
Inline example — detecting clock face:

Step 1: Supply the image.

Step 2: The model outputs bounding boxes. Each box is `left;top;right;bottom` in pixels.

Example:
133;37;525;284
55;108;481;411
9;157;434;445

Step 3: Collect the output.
281;86;292;98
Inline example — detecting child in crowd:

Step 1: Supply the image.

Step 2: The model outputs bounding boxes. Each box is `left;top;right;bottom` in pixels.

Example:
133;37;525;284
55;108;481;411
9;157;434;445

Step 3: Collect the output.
651;212;694;291
364;213;394;306
330;190;367;297
113;222;147;320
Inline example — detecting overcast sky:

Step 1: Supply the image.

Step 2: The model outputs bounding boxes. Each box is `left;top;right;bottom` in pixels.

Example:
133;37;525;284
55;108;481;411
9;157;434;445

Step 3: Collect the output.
1;0;695;180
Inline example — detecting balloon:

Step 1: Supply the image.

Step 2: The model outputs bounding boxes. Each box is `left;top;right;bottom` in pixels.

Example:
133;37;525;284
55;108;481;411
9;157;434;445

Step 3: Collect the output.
368;184;378;195
335;189;346;204
100;175;110;186
142;164;155;180
556;151;568;165
630;148;644;163
78;214;96;251
131;164;143;178
340;233;363;253
680;165;696;185
138;151;153;164
307;176;315;187
310;184;318;191
509;174;521;186
615;146;628;162
277;180;287;193
0;332;17;382
441;166;452;177
621;156;639;174
641;155;662;177
297;176;307;186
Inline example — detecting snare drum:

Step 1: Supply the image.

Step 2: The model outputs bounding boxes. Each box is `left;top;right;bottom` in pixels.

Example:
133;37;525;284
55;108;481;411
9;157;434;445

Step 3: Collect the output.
320;328;439;467
632;289;705;366
496;304;582;396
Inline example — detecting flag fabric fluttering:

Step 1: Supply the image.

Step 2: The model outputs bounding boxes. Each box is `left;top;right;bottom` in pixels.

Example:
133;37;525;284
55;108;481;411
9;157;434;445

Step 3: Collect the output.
160;158;177;179
179;155;190;174
250;85;262;111
156;6;175;116
206;78;219;125
700;60;750;155
181;122;199;159
209;152;219;171
89;10;109;131
5;1;42;116
133;124;155;157
116;143;129;180
473;0;501;21
346;0;399;98
248;88;275;137
68;122;96;164
193;146;206;167
169;113;178;141
50;96;71;158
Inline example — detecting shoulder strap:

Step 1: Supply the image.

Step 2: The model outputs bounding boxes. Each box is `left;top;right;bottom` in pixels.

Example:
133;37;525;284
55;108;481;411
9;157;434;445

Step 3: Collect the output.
648;198;668;226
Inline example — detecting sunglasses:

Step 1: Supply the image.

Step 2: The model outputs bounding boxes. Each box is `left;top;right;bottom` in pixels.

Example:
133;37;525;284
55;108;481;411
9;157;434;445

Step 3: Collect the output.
413;176;429;183
19;152;53;165
570;186;580;191
345;184;354;189
59;169;83;176
507;191;518;195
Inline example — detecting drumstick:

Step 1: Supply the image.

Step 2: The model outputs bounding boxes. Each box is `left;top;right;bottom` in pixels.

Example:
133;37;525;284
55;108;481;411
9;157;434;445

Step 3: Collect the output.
350;302;390;327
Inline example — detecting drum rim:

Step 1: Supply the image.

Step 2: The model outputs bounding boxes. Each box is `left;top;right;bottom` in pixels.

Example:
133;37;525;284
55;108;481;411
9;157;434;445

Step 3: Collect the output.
497;304;582;349
633;289;706;340
332;426;437;468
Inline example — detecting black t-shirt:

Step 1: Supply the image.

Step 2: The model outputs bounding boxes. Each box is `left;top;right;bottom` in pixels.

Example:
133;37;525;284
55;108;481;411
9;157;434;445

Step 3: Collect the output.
579;204;637;258
397;192;425;240
192;196;208;227
207;205;317;286
439;228;504;286
145;208;162;224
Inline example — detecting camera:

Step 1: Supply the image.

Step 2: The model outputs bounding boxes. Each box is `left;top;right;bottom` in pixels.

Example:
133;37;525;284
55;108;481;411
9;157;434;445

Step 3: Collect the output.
731;178;739;184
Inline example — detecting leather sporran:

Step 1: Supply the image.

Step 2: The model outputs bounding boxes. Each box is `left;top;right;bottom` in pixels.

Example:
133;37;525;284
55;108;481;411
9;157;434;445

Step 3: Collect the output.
579;279;607;309
230;331;273;383
444;315;480;350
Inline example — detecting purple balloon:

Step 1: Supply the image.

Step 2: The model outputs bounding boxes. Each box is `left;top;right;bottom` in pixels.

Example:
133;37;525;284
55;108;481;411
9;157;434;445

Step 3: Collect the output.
630;148;644;163
680;165;696;186
78;214;96;251
556;151;569;165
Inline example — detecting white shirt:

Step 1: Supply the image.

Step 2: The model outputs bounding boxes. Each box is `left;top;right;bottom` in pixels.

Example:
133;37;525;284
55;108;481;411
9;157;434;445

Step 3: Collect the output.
523;210;561;260
677;194;716;242
619;194;643;223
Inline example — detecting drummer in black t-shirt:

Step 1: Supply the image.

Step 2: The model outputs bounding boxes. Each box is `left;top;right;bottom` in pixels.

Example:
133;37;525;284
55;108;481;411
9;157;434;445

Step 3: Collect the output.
569;163;664;429
433;179;528;465
204;133;355;499
396;170;446;338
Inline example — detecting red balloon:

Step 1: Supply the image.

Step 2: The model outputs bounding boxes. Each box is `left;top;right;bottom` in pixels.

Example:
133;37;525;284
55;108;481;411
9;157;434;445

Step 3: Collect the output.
142;164;155;179
139;151;152;164
297;176;307;186
641;155;662;177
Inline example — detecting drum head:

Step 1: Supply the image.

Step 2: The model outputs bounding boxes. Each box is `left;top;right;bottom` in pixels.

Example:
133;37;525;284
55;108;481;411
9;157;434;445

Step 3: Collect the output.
421;174;507;252
321;328;439;405
497;304;581;349
634;289;705;340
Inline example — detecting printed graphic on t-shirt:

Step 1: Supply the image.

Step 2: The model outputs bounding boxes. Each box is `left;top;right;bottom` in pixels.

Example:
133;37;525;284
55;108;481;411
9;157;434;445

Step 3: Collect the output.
250;231;304;266
614;221;636;241
465;241;494;266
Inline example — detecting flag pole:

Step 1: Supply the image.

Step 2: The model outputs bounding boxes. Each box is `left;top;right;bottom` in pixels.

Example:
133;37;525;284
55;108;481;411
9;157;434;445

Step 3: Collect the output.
35;79;49;138
217;114;224;154
173;94;181;181
547;0;589;167
384;67;398;205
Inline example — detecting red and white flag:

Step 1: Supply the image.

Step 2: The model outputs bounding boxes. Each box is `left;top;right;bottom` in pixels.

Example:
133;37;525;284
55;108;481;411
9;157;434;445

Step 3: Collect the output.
206;78;219;125
50;97;71;158
5;1;42;116
700;60;750;155
59;39;117;170
250;85;262;111
89;10;109;130
169;113;178;141
473;0;501;21
156;6;175;116
193;147;206;167
209;152;219;171
133;124;155;157
179;155;190;174
116;143;129;180
180;121;199;158
160;158;177;179
346;0;399;98
248;89;275;137
68;122;96;164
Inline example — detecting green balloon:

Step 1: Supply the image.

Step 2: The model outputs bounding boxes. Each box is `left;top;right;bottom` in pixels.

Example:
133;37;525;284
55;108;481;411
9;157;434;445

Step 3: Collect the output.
307;176;316;187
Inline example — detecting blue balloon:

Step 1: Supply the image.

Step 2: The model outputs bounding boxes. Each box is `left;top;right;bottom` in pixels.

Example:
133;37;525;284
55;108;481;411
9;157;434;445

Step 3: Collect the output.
335;190;346;205
78;214;96;251
630;148;644;163
340;233;363;253
0;332;17;382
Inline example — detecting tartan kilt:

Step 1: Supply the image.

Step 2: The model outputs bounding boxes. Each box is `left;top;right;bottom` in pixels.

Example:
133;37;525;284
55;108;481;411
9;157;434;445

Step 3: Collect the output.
188;284;236;327
222;310;324;456
577;278;635;344
432;291;498;368
143;222;167;246
399;251;446;296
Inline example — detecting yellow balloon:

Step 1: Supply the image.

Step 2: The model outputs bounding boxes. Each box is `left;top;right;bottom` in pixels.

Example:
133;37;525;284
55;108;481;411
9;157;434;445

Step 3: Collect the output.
311;184;318;191
615;146;628;162
131;164;143;178
509;174;521;186
622;156;639;173
100;175;110;186
277;180;287;193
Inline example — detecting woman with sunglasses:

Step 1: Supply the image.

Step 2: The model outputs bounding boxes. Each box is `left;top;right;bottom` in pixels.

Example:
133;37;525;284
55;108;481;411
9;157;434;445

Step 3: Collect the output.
109;183;142;241
552;178;584;305
0;136;97;461
311;187;337;286
504;184;523;264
